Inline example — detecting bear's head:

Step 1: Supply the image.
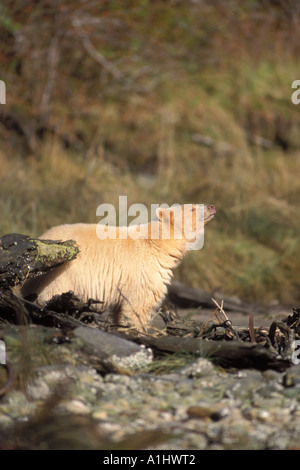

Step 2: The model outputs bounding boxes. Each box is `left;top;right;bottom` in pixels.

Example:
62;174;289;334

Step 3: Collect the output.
156;204;216;250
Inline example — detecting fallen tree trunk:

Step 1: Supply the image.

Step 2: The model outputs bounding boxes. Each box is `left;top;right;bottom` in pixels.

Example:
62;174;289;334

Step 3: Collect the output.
167;280;262;315
0;233;79;288
135;334;290;372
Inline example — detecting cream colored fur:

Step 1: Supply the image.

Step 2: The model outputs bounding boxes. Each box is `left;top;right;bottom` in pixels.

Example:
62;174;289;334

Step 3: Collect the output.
22;204;215;330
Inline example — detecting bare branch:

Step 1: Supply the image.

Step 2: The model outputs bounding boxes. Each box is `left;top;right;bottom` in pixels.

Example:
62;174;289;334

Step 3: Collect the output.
72;20;126;83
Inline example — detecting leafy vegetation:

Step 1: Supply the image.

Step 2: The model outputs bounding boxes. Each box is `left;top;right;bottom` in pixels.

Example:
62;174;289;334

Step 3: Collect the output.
0;0;300;304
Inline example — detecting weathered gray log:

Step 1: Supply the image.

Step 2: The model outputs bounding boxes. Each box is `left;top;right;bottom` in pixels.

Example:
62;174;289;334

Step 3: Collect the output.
134;335;290;371
0;233;79;288
167;280;260;314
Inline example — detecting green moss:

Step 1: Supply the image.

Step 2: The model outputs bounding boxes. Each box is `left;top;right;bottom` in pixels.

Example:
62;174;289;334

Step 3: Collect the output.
32;239;79;266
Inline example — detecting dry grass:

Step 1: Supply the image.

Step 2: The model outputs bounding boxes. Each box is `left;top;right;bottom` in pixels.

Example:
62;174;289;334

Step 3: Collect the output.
1;1;300;305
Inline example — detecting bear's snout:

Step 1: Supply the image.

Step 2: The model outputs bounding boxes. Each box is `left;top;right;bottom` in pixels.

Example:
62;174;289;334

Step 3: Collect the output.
207;204;216;215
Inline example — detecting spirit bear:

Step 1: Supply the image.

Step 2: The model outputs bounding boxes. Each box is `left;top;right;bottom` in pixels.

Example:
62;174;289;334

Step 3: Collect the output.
22;204;216;330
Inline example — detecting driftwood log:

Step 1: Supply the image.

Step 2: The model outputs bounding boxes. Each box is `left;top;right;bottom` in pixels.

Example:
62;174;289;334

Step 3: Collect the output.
0;233;80;325
133;334;290;372
0;233;79;288
167;280;261;315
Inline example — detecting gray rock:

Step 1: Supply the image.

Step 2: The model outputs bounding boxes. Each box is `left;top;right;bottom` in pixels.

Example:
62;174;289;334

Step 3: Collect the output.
73;326;153;370
74;326;142;357
283;365;300;387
